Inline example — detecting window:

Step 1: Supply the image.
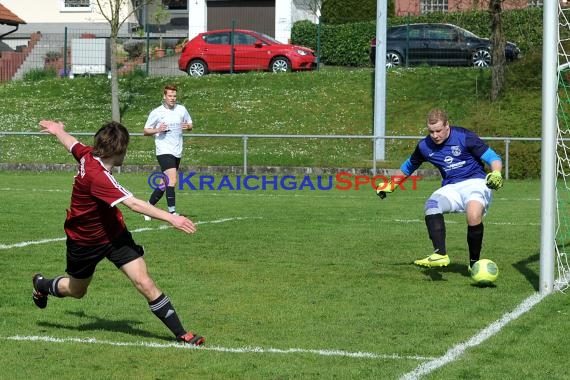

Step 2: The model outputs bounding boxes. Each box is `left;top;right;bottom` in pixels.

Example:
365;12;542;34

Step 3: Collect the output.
204;33;230;45
61;0;91;11
163;0;187;11
234;33;257;45
389;26;422;40
420;0;448;14
64;0;90;8
427;26;456;41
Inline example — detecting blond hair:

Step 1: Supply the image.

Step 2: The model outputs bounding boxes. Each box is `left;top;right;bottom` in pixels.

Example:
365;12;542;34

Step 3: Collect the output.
427;108;448;126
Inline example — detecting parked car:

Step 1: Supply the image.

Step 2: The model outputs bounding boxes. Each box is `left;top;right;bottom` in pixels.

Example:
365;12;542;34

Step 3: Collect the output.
178;29;317;77
370;23;521;68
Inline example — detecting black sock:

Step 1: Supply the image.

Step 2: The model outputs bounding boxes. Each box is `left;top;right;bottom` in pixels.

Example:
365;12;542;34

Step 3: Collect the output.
425;214;446;254
149;293;185;338
36;276;65;297
467;223;484;267
149;189;165;205
166;186;176;212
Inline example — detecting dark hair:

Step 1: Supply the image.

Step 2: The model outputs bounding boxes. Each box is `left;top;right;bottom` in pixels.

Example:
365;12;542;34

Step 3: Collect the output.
92;121;130;159
164;84;177;94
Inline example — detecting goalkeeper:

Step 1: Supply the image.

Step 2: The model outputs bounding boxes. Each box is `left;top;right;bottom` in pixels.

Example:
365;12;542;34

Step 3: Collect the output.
377;108;503;271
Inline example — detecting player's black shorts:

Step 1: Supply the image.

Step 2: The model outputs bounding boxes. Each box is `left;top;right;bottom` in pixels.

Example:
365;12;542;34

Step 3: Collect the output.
65;229;144;279
157;154;181;171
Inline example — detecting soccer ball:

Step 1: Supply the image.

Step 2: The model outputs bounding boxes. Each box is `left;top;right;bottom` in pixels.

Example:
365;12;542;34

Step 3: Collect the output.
471;259;499;286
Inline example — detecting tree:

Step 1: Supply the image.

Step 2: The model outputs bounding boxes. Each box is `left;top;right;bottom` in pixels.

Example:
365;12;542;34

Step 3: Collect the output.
294;0;324;19
454;0;527;101
151;3;170;51
94;0;154;122
489;0;507;101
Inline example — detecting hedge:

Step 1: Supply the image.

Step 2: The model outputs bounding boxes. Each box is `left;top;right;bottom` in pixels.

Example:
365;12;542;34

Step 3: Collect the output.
291;8;543;67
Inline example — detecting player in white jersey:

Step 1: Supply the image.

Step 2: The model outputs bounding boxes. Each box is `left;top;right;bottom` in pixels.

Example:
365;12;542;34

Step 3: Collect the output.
377;108;504;272
143;85;193;219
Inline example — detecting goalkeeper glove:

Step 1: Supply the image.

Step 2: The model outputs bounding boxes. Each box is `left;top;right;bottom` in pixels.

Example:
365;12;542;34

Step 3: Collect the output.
377;181;399;199
485;170;503;190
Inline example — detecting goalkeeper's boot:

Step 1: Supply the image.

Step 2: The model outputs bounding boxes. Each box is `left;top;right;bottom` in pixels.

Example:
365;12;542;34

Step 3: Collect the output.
414;253;450;268
32;273;48;309
177;331;205;346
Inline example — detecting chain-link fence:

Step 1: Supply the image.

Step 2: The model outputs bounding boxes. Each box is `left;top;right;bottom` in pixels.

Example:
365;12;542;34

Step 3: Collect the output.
0;28;188;81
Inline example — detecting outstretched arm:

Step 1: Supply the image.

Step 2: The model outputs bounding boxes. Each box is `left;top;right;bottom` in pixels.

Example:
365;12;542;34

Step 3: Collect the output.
122;196;197;234
489;159;502;173
39;120;77;151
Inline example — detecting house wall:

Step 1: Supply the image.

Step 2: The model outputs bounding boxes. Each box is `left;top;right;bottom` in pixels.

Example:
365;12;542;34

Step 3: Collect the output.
1;0;315;42
0;0;136;32
188;0;317;43
1;0;136;35
394;0;545;16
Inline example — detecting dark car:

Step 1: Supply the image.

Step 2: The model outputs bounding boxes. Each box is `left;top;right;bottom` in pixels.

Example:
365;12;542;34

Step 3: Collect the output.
370;23;521;68
178;29;317;77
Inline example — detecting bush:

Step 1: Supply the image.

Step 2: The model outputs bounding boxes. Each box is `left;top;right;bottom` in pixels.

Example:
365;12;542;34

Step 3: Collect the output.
291;8;543;67
122;40;145;60
23;68;58;81
122;66;147;80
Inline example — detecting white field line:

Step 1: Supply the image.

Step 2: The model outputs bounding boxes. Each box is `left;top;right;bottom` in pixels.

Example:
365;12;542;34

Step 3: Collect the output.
400;291;546;380
0;217;259;250
0;186;541;202
393;219;540;226
0;216;537;251
4;335;435;361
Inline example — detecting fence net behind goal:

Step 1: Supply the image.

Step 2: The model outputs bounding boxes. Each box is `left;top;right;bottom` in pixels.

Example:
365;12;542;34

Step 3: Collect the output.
555;4;570;291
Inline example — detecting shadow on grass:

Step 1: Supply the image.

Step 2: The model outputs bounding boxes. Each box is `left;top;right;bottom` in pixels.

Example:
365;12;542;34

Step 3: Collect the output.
37;310;171;341
412;263;470;281
512;252;539;291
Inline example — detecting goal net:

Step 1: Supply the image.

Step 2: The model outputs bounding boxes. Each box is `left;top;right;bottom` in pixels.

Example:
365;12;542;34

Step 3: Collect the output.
555;4;570;291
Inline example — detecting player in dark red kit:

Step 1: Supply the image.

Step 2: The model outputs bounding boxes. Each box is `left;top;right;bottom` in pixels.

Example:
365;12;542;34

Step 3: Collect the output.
32;119;204;346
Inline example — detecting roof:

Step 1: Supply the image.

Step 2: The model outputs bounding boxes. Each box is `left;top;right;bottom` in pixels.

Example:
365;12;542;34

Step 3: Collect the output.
0;4;26;26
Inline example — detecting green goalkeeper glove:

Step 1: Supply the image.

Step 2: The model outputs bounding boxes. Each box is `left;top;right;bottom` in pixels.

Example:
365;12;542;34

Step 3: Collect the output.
485;170;503;190
377;182;399;199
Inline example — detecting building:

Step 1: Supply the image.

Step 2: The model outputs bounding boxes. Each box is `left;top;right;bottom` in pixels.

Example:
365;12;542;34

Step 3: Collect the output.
0;0;317;43
393;0;547;16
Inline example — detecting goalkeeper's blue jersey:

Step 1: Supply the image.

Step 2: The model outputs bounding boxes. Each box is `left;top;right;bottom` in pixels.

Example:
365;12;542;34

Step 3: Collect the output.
402;126;490;186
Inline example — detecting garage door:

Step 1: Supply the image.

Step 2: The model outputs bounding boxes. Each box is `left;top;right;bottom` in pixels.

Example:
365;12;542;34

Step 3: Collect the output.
207;0;275;37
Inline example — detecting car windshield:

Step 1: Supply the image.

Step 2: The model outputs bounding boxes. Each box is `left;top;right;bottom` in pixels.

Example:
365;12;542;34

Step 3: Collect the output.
254;32;282;45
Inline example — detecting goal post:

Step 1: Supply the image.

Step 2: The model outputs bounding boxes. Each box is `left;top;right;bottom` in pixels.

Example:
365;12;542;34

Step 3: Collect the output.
544;2;570;293
540;0;558;294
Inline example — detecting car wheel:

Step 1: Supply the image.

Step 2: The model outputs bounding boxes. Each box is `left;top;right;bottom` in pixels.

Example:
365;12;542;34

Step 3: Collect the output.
270;57;291;73
386;52;402;68
187;59;209;77
472;49;491;67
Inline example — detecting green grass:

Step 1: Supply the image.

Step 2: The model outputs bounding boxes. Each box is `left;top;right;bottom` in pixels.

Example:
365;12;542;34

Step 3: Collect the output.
0;62;542;175
0;171;567;379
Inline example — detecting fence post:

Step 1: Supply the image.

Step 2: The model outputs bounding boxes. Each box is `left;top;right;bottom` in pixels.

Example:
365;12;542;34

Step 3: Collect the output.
64;27;68;77
145;29;150;75
231;20;236;74
505;139;510;180
316;18;321;70
372;136;377;175
243;135;248;175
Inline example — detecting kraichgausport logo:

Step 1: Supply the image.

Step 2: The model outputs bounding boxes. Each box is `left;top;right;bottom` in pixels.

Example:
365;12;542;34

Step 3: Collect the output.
147;171;422;191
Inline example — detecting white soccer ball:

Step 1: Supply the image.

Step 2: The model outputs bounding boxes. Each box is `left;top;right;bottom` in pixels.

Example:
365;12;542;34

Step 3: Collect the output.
471;259;499;286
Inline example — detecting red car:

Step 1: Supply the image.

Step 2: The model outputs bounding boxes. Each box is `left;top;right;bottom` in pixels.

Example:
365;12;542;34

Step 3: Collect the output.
178;29;317;77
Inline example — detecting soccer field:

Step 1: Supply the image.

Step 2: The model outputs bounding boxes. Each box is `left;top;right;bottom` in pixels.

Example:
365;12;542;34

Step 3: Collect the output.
0;171;567;379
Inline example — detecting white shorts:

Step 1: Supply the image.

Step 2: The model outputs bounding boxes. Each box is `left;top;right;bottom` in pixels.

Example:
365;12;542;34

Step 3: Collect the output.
431;178;492;214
